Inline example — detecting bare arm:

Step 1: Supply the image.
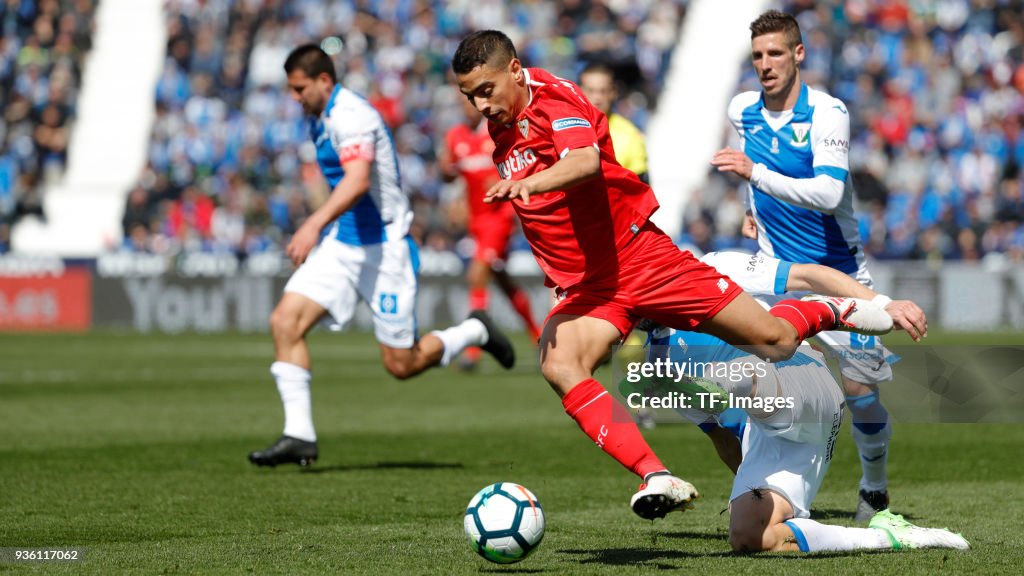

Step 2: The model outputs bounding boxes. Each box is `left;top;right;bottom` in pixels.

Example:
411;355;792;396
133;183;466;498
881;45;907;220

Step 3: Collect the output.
786;263;874;298
786;262;928;341
438;139;458;183
484;146;600;205
286;159;371;265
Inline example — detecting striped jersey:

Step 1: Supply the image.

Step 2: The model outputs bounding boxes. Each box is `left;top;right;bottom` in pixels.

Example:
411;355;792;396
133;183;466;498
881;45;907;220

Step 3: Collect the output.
310;85;412;245
728;83;869;282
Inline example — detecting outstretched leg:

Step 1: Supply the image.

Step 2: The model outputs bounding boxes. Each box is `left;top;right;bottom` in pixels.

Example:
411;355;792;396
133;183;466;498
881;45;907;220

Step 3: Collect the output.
381;311;516;379
540;314;698;519
697;291;887;362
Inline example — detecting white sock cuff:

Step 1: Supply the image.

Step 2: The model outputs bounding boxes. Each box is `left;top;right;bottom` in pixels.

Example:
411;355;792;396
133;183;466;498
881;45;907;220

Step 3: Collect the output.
462;317;488;345
430;330;454;366
785;518;892;552
271;361;311;381
431;319;489;367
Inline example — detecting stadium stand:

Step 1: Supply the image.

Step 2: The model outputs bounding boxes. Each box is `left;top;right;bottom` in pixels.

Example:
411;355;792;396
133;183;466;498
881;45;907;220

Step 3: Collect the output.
3;0;1021;266
0;0;97;253
118;0;686;259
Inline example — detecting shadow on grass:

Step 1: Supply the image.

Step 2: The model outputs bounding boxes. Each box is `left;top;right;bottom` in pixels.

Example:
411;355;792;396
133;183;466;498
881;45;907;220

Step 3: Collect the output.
812;508;918;522
298;461;464;474
559;546;894;567
478;569;546;574
559;547;727;568
659;530;729;542
811;508;856;521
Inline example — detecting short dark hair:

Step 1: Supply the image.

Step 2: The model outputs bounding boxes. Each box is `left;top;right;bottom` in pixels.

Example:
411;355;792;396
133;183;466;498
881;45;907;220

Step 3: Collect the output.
579;61;614;82
451;30;517;75
750;10;802;48
284;44;337;83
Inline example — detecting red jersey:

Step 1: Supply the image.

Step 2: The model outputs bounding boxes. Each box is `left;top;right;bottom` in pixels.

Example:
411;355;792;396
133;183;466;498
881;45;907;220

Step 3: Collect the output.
487;67;660;289
444;121;508;217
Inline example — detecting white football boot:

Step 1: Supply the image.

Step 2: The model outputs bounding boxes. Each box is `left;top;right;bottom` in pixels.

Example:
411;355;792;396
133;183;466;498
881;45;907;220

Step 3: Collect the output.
630;473;699;520
869;510;970;550
802;295;893;336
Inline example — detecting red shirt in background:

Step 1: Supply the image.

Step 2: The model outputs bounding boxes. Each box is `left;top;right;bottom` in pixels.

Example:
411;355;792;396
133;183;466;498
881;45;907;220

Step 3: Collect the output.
444;120;509;218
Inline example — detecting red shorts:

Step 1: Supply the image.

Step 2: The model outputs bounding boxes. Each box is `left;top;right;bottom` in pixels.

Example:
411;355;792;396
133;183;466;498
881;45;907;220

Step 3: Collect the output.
469;211;516;265
548;222;743;336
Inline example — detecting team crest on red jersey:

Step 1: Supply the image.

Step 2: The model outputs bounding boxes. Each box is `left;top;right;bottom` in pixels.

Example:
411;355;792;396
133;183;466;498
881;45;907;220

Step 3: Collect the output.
517;118;529;138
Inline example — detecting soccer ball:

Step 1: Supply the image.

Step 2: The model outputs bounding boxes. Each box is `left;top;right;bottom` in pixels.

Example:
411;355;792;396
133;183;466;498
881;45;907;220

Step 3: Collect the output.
464;482;545;564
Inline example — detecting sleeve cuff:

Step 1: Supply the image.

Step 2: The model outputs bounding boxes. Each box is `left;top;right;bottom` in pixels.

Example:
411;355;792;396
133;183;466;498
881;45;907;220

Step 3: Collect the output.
750;162;766;186
774;260;793;294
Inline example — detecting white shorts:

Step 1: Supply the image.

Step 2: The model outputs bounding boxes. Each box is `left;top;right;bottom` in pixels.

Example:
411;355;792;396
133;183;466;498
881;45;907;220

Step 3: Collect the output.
815;330;894;385
730;354;844;518
284;235;419;348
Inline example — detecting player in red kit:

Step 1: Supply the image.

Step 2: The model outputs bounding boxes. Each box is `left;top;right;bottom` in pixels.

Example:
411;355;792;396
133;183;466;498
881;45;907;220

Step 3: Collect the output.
441;97;542;368
452;30;894;520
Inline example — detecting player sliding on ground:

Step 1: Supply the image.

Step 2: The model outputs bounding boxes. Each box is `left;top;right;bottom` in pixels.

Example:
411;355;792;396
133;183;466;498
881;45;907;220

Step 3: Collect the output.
451;30;892;521
623;250;968;552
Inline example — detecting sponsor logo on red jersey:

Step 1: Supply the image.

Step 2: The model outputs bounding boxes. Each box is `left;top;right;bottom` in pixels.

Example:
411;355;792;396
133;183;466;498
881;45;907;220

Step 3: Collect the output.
551;117;591;131
495;148;538;180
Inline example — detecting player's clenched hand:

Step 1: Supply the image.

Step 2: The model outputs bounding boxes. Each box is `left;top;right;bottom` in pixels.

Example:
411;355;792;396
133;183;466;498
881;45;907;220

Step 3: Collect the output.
711;147;754;181
885;300;928;341
485;179;534;206
286;221;320;266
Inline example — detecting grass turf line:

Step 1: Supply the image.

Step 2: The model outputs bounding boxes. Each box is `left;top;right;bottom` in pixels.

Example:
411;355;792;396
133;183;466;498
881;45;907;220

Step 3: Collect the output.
0;331;1021;574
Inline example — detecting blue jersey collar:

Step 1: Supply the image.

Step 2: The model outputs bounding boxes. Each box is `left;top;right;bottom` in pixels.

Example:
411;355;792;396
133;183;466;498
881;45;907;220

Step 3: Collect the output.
760;82;809;115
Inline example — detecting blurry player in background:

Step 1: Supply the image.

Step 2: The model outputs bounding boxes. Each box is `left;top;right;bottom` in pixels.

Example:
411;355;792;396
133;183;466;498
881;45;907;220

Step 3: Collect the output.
712;10;897;520
452;30;892;520
249;45;514;468
440;95;542;370
578;62;648;183
626;251;966;553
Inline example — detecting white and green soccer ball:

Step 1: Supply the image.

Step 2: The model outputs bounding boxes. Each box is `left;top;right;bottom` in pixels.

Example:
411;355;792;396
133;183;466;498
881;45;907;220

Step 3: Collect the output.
464;482;545;564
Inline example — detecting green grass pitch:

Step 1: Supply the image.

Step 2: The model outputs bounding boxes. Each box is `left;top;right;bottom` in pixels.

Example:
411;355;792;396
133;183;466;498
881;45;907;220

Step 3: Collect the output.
1;330;1022;574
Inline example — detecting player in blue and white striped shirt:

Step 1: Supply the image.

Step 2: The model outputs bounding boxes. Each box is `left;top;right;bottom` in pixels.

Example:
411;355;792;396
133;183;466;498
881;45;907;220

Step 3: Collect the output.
249;45;514;469
712;10;902;521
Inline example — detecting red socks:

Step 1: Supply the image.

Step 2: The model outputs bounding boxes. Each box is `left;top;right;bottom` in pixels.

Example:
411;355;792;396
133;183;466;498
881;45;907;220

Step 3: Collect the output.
561;379;667;479
469;287;489;311
770;299;836;340
473;285;540;341
464;288;489;362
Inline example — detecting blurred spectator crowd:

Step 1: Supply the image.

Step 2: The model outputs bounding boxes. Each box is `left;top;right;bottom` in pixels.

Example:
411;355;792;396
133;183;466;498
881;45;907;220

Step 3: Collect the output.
2;0;1022;267
117;0;685;259
0;0;96;253
687;0;1024;264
